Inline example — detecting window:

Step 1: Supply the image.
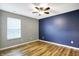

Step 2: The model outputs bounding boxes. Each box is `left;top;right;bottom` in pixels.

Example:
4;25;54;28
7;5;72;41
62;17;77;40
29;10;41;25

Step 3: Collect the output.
7;17;21;40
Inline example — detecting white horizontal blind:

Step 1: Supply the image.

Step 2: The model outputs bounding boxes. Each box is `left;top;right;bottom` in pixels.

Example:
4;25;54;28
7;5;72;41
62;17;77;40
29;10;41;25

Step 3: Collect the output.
7;17;21;40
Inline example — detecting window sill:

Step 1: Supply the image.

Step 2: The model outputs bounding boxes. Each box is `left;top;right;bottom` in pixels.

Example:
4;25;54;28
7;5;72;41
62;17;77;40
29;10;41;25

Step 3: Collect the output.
7;37;21;40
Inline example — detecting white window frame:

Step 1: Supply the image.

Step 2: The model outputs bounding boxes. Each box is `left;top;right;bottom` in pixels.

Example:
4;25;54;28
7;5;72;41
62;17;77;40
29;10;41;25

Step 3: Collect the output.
7;17;21;40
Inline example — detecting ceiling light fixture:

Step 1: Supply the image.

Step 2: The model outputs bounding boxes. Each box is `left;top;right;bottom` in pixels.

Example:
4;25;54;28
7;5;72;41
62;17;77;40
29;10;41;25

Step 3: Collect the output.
32;3;50;16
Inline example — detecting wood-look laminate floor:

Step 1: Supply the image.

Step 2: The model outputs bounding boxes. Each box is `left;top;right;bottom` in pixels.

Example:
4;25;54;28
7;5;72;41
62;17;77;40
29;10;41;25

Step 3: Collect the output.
0;41;79;56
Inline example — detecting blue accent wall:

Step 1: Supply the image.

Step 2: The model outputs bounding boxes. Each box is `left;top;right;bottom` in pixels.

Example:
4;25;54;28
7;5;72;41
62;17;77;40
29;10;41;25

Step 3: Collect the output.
39;9;79;48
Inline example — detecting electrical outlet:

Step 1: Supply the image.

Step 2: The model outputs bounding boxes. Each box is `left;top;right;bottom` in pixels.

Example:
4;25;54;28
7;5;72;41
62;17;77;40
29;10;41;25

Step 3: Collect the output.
42;36;44;39
71;41;74;44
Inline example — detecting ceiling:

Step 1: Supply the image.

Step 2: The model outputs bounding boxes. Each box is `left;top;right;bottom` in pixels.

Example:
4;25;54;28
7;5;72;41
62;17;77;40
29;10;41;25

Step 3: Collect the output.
0;3;79;19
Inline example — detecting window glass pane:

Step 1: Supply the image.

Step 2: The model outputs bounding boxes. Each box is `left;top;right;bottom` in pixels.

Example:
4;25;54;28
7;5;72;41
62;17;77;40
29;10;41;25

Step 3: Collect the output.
7;17;21;40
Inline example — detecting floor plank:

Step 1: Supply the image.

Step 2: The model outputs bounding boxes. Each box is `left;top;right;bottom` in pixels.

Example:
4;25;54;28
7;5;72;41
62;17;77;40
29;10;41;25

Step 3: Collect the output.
0;41;79;56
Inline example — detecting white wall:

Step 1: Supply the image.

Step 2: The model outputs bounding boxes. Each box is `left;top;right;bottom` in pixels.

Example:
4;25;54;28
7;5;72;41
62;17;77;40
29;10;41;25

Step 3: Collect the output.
0;10;2;48
0;10;39;48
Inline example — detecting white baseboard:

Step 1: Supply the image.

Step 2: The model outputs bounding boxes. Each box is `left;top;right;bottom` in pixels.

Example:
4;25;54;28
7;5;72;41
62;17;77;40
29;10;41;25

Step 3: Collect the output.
39;40;79;50
0;40;39;51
